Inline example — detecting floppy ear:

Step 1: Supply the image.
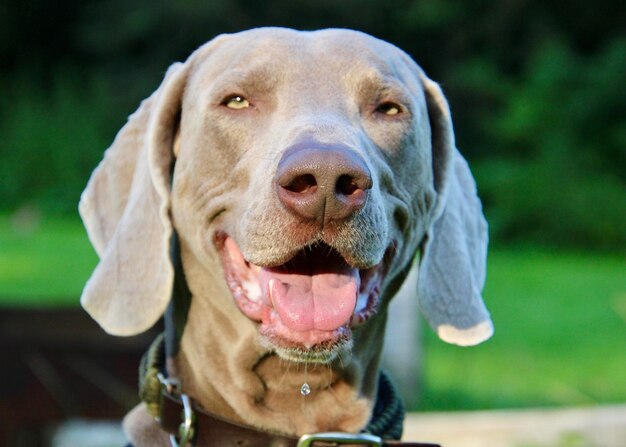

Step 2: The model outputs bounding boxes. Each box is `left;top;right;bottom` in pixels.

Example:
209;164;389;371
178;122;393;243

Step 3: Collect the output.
416;74;494;346
79;62;187;336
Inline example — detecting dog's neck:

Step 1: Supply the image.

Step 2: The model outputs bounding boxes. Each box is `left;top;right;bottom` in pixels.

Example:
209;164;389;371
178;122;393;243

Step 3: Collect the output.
172;244;386;436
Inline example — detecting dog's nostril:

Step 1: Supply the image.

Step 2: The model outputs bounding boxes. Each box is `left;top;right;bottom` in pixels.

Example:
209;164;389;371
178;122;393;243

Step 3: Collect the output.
336;175;359;196
284;174;317;194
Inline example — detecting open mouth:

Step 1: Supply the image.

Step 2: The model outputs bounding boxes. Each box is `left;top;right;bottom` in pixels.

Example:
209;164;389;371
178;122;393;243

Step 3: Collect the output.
215;233;383;363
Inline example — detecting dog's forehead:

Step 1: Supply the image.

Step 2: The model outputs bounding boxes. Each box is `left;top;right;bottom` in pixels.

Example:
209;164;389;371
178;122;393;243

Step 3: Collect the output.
191;27;414;88
227;27;402;62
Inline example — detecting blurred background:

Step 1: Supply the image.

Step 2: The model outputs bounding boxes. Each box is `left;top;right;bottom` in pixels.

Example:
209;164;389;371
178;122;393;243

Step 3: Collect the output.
1;1;624;446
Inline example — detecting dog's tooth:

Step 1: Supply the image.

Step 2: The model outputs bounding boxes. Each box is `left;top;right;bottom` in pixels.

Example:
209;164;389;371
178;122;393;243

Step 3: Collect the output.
268;279;276;305
242;280;261;302
354;292;368;314
268;279;285;307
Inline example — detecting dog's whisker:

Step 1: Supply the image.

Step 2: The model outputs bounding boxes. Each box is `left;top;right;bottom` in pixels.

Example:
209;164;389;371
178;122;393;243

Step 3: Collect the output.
325;363;334;391
334;346;347;371
276;357;292;391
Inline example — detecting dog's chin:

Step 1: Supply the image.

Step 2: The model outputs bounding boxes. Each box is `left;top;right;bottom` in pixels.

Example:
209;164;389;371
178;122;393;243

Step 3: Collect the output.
214;232;384;364
261;335;354;364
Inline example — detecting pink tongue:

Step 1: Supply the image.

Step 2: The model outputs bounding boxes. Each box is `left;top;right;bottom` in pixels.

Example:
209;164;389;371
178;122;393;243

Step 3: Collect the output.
259;263;359;332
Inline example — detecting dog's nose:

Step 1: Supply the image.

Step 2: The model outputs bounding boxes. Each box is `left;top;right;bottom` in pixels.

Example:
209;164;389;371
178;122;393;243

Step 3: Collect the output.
275;143;372;223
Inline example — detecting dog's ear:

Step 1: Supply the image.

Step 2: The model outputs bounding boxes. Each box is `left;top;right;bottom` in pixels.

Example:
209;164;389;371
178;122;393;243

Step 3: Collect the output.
79;62;187;336
416;73;494;346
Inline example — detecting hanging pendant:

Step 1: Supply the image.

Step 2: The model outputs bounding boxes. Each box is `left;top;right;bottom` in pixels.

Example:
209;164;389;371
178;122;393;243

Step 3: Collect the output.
300;382;311;396
301;361;311;396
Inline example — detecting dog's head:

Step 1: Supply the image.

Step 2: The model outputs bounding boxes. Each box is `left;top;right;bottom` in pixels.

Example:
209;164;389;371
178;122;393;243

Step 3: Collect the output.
80;28;492;364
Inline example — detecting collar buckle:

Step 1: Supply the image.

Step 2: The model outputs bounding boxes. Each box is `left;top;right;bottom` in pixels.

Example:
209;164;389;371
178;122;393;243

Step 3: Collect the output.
157;372;181;395
297;432;383;447
157;373;195;447
167;393;195;447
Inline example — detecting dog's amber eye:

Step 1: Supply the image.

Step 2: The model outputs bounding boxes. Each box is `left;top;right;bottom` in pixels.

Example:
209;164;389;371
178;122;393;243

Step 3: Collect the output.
223;95;250;110
376;102;402;116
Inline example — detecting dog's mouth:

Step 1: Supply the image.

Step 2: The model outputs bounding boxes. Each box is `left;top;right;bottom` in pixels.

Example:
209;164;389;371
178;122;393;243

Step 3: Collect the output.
215;233;383;363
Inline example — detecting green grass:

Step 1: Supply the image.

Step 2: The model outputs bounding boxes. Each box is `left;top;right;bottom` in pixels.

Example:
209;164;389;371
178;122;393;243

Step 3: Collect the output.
0;214;97;305
419;247;626;411
1;215;625;410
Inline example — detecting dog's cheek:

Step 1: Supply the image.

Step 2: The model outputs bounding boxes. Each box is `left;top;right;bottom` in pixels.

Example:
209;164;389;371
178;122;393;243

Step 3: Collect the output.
386;118;437;257
367;120;408;153
173;116;254;218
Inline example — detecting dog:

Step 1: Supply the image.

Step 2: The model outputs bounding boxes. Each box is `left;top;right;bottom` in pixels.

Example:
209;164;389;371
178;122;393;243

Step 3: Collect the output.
79;27;493;446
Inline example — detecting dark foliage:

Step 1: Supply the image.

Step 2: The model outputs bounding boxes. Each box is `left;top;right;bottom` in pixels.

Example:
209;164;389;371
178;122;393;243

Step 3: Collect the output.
1;0;624;249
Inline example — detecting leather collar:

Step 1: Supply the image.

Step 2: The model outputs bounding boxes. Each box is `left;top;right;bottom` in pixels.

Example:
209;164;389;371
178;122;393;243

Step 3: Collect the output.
158;390;441;447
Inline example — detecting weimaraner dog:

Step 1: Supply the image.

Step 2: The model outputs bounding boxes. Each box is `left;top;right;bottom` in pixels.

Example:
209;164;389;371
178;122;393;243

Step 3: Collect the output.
80;27;492;446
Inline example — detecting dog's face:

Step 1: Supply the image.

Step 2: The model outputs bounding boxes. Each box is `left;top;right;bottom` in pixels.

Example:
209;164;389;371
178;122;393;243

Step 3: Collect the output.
170;29;436;363
80;27;492;367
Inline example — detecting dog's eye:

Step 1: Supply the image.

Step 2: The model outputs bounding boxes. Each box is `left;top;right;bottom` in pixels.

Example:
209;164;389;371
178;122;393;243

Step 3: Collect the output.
222;95;250;110
375;102;402;116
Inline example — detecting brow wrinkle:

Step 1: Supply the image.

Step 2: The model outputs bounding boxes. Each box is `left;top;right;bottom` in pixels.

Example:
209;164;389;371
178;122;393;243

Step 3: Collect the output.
210;66;281;100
